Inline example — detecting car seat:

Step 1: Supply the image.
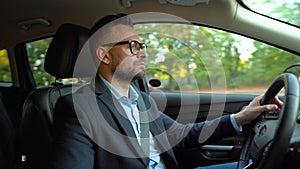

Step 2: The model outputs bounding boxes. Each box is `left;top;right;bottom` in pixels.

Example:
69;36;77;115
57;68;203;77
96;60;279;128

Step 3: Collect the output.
0;98;16;169
20;23;92;169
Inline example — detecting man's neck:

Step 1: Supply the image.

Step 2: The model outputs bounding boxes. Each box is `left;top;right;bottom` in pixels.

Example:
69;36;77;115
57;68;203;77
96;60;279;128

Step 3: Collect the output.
99;73;132;97
111;79;131;97
104;77;130;98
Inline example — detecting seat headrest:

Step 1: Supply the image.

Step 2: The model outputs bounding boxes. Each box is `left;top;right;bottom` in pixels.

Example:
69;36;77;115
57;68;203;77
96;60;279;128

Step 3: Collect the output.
45;23;91;79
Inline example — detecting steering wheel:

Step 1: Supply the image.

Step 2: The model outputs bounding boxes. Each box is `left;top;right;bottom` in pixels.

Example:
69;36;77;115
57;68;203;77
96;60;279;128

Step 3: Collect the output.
238;73;299;169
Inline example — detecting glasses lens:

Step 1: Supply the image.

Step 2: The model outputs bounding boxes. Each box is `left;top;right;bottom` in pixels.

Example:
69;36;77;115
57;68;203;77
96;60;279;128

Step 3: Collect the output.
130;41;139;54
140;43;147;51
129;41;147;54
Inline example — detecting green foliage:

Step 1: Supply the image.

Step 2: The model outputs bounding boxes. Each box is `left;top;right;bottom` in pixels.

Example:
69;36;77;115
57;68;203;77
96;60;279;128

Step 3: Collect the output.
136;23;299;92
0;49;12;82
240;42;300;86
26;38;55;86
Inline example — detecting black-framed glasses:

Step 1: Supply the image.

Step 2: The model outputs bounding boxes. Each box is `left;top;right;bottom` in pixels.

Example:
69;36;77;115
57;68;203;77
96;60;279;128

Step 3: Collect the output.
103;40;147;55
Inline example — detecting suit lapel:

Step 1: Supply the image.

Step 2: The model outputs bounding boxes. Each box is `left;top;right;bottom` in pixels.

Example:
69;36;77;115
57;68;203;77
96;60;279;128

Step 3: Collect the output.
93;75;136;137
93;76;149;166
98;92;136;137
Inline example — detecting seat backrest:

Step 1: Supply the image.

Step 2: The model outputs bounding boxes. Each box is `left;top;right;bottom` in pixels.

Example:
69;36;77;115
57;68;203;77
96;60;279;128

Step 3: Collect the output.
0;97;15;169
20;23;90;169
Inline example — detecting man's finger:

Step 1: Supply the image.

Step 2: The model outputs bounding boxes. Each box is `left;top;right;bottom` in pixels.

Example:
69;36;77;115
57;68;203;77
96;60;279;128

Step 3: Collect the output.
264;104;278;111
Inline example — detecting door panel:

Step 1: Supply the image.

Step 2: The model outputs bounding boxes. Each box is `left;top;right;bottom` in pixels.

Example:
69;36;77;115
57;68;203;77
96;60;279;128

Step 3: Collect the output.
150;92;257;168
0;86;27;127
150;92;256;122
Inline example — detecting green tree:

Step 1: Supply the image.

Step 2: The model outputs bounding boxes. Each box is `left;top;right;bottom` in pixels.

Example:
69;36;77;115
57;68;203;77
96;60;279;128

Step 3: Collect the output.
136;22;300;92
0;49;12;82
26;38;55;86
136;24;198;91
137;24;240;91
242;42;300;86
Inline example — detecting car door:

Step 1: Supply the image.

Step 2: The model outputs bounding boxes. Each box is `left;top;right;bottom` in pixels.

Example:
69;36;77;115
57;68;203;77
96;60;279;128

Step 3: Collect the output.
134;22;300;168
0;47;30;130
150;92;254;168
0;45;34;168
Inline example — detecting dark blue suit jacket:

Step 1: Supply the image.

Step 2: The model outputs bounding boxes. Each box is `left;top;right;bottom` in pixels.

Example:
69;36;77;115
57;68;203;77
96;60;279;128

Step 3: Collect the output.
48;76;238;169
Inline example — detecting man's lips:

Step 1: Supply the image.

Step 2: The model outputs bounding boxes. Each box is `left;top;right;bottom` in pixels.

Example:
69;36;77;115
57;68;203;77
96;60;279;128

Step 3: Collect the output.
138;62;145;66
136;61;145;67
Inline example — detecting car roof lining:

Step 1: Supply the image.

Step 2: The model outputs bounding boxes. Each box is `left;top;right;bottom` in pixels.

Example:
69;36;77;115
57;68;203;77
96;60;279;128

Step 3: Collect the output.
0;0;237;48
1;0;299;55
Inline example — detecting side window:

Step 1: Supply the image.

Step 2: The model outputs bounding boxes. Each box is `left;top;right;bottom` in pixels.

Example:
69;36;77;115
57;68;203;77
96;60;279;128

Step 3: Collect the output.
26;37;90;86
135;23;300;94
26;38;55;86
0;49;12;85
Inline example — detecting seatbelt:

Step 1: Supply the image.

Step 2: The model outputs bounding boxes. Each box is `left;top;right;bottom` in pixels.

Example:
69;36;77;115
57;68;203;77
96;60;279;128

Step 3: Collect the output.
136;90;150;167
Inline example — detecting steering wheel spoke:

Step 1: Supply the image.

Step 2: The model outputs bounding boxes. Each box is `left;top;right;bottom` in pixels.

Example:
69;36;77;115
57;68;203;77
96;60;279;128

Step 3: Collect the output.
250;119;278;162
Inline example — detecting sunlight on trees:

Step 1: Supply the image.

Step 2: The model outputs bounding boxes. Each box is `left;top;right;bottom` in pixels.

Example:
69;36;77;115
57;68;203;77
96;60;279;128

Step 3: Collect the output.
136;23;300;92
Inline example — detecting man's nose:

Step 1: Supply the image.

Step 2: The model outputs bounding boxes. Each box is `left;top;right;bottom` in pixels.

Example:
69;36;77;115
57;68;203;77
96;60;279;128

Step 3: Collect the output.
137;50;147;58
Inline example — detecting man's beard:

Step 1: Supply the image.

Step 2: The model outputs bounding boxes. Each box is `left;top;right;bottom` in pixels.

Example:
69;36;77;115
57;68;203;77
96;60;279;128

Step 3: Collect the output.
111;63;145;82
111;58;146;82
131;70;146;82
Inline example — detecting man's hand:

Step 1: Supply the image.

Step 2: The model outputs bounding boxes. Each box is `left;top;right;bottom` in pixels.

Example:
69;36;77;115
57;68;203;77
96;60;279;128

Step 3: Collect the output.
234;95;283;127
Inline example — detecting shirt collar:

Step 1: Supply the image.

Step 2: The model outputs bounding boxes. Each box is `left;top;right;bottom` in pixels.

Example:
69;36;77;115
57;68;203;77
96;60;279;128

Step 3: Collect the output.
98;74;139;102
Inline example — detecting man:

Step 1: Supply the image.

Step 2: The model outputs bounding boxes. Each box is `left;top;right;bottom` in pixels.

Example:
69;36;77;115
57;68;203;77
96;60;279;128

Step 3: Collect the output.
48;13;281;169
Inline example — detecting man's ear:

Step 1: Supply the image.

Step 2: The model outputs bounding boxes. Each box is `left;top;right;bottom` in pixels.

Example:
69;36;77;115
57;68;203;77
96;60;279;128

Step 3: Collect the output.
96;46;110;65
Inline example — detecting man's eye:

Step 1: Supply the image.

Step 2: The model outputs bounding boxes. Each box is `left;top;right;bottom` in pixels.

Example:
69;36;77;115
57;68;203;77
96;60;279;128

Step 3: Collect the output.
131;43;138;49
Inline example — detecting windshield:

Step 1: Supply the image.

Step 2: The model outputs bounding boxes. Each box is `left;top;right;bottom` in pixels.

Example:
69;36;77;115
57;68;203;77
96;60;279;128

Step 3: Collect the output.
242;0;300;27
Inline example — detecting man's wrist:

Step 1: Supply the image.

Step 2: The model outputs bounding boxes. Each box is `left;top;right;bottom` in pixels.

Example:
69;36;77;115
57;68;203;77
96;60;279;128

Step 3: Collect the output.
230;114;242;133
233;113;243;127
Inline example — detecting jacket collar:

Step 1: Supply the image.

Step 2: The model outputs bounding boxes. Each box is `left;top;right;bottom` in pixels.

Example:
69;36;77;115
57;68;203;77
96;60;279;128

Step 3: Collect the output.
91;75;150;166
90;74;177;168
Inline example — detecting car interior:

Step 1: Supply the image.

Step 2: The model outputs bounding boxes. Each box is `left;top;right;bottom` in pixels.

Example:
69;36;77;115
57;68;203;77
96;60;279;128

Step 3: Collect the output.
1;0;300;169
19;23;90;169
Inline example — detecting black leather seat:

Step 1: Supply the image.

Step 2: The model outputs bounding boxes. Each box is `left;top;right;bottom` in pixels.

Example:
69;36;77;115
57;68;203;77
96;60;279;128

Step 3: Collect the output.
20;23;90;169
0;99;15;169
